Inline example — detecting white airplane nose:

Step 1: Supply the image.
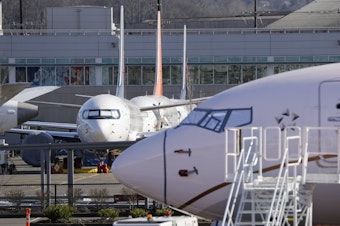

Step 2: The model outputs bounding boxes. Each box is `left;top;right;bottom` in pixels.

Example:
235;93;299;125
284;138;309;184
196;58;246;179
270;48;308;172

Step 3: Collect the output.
112;131;166;202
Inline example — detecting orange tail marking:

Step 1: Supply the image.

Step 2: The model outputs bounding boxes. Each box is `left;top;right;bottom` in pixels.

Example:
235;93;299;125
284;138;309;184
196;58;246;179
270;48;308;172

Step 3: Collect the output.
153;8;163;96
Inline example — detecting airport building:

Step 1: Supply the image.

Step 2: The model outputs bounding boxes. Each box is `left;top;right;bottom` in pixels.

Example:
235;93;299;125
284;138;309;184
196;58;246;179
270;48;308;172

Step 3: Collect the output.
1;0;340;122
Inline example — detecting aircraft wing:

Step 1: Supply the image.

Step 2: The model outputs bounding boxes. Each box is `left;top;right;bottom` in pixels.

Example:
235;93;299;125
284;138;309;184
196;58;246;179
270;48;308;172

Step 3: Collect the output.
0;83;31;106
28;100;82;108
139;97;209;111
7;127;80;142
11;86;60;103
23;121;77;131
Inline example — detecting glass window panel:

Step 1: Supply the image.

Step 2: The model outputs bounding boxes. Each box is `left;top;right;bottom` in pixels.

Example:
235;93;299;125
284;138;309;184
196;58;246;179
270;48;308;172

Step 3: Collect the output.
16;67;26;82
188;65;199;84
225;109;252;127
314;56;328;62
274;64;285;74
188;57;199;64
56;58;70;64
286;64;300;71
27;58;40;64
0;66;9;84
56;66;70;85
200;65;213;84
163;65;171;85
102;66;113;85
286;56;299;62
274;56;285;62
15;59;26;64
171;65;181;85
242;65;256;83
85;58;96;64
27;67;40;86
329;56;340;62
71;66;84;85
228;57;242;63
71;58;84;64
257;65;267;79
102;58;113;64
127;66;141;85
228;65;241;84
41;67;56;85
84;66;94;85
42;58;55;64
243;57;256;63
214;65;228;84
142;65;155;85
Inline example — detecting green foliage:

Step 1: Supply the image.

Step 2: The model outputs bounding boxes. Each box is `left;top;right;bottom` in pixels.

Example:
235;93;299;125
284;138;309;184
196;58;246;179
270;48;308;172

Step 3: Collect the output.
98;208;120;221
130;208;148;218
43;205;76;223
155;208;174;216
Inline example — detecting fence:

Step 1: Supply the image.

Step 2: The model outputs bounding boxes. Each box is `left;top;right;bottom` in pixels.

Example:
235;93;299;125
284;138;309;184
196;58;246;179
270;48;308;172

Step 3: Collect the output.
0;182;151;213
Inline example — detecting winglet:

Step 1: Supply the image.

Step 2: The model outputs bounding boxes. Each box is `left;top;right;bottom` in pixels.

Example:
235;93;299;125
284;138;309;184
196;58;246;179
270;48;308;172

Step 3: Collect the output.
153;0;163;96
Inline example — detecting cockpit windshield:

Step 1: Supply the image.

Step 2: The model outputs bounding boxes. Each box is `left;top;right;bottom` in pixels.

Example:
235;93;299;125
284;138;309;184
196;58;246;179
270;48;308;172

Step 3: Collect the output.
180;107;252;132
82;109;121;120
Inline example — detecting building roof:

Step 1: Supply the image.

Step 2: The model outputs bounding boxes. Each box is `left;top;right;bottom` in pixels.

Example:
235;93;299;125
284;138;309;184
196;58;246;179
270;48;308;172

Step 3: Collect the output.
267;0;340;28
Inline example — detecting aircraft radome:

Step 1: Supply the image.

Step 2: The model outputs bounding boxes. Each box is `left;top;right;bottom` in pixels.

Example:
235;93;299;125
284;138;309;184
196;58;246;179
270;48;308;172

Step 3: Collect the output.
112;63;340;225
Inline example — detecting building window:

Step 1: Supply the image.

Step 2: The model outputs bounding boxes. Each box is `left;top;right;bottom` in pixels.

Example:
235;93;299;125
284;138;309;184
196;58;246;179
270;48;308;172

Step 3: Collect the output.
214;65;228;84
102;66;114;85
41;67;56;85
0;67;8;84
142;66;155;85
170;65;181;85
16;67;26;82
56;66;70;85
127;66;141;85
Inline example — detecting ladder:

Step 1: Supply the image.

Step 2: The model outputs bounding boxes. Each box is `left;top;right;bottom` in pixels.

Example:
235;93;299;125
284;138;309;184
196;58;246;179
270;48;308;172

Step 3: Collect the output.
222;127;313;226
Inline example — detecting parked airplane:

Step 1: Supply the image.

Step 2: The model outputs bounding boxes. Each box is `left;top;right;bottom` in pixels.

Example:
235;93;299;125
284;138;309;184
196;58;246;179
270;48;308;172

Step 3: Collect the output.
0;83;58;133
112;63;340;225
15;4;198;166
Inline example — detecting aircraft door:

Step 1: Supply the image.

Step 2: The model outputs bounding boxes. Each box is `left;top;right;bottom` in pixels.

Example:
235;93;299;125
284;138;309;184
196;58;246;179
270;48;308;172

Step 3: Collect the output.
320;81;340;127
317;81;340;165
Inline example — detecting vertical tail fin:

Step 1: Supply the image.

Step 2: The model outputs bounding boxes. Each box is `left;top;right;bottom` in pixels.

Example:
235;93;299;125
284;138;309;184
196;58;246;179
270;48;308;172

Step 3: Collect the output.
153;0;163;96
180;25;187;100
116;5;125;98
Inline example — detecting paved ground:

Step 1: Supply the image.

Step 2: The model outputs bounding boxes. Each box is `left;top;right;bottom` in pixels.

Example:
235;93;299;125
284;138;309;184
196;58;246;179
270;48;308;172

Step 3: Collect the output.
0;217;45;226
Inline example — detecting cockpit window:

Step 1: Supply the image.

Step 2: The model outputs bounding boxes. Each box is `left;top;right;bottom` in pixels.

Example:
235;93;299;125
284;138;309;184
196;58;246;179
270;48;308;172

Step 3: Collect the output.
180;107;252;132
82;109;120;119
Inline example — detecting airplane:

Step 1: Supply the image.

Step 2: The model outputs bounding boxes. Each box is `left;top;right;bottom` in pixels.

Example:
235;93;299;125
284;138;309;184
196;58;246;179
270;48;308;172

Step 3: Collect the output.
112;62;340;225
0;83;58;133
14;3;199;166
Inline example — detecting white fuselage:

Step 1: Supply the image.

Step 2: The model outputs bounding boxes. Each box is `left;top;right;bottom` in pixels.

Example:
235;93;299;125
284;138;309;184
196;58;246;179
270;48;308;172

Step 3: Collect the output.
76;94;193;142
112;63;340;224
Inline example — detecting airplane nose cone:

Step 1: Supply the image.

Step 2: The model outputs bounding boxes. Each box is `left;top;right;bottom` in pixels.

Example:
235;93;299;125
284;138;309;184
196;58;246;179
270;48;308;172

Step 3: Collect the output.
17;102;38;125
112;131;166;202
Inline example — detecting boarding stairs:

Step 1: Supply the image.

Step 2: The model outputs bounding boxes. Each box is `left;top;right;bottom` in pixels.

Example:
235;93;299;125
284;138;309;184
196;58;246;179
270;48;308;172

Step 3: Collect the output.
220;127;337;226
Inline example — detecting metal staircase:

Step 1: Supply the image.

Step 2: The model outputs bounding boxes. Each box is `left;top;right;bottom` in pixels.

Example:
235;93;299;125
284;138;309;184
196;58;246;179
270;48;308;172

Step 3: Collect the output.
222;127;315;226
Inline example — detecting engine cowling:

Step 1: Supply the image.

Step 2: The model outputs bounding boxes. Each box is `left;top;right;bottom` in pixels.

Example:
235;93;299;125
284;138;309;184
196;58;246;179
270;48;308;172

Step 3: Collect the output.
21;132;54;167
